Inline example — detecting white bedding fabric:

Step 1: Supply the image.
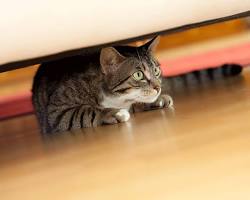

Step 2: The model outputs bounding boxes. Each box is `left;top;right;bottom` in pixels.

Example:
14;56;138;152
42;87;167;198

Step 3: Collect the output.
0;0;249;66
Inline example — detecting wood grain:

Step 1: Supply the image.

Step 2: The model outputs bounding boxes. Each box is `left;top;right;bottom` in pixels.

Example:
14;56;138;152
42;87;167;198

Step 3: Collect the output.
1;70;250;200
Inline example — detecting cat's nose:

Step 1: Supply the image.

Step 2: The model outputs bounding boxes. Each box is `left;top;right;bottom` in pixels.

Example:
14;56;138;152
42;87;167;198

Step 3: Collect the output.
152;85;160;92
150;82;160;92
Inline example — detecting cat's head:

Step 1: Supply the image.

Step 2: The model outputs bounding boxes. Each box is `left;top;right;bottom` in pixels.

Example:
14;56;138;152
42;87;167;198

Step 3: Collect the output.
100;36;162;104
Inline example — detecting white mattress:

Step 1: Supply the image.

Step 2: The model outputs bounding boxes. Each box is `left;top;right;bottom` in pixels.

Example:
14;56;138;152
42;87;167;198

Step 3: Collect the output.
0;0;250;67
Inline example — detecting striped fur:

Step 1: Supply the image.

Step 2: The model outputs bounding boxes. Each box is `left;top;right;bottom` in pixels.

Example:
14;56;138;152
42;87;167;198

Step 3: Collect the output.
32;37;173;134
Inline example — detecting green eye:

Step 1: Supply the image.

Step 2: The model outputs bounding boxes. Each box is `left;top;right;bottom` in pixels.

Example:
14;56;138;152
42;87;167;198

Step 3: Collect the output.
132;71;144;81
153;66;161;77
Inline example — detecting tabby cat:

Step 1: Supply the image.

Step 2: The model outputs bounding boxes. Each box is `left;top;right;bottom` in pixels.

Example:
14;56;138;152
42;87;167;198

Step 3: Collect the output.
32;37;173;134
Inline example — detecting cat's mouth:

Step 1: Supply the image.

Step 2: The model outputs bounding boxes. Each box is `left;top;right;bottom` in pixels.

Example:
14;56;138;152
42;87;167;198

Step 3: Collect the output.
139;88;161;103
143;89;158;96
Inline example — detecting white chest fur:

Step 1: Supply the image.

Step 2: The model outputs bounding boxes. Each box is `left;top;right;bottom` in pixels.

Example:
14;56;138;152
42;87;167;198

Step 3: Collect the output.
100;91;141;110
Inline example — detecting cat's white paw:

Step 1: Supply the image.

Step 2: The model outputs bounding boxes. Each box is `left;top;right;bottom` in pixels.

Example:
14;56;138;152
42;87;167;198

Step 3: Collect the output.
115;109;130;122
167;96;174;107
161;95;173;108
158;99;164;108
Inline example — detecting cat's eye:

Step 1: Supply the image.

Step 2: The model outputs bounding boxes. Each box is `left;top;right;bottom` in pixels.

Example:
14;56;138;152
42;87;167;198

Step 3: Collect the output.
153;66;161;77
132;71;144;81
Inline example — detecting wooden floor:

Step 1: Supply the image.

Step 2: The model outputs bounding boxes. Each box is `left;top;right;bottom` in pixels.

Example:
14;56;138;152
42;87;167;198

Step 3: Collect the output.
1;70;250;200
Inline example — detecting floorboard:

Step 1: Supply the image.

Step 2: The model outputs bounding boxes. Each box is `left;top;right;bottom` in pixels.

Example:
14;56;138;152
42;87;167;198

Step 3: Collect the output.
1;70;250;200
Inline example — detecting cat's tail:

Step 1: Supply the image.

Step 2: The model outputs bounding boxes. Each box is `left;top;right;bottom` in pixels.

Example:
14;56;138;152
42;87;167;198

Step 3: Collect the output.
163;64;243;93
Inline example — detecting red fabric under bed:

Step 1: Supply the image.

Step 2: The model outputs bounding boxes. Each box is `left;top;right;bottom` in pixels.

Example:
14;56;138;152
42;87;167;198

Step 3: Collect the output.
1;42;250;120
162;42;250;77
0;92;33;120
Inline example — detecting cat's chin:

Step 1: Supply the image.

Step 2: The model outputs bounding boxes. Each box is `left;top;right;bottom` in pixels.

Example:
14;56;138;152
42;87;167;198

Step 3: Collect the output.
138;93;161;104
138;97;158;104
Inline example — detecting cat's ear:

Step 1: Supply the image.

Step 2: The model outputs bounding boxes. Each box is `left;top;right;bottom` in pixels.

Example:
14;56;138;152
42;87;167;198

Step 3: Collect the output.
100;47;126;74
143;36;160;52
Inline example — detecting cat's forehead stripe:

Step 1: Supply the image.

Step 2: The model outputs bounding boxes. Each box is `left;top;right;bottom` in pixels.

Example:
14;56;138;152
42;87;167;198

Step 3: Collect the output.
144;70;151;80
142;61;151;80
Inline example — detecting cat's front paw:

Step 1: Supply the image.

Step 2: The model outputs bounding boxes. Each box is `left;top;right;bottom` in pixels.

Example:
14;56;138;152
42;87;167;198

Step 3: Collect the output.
102;109;130;125
155;94;173;108
115;109;130;122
